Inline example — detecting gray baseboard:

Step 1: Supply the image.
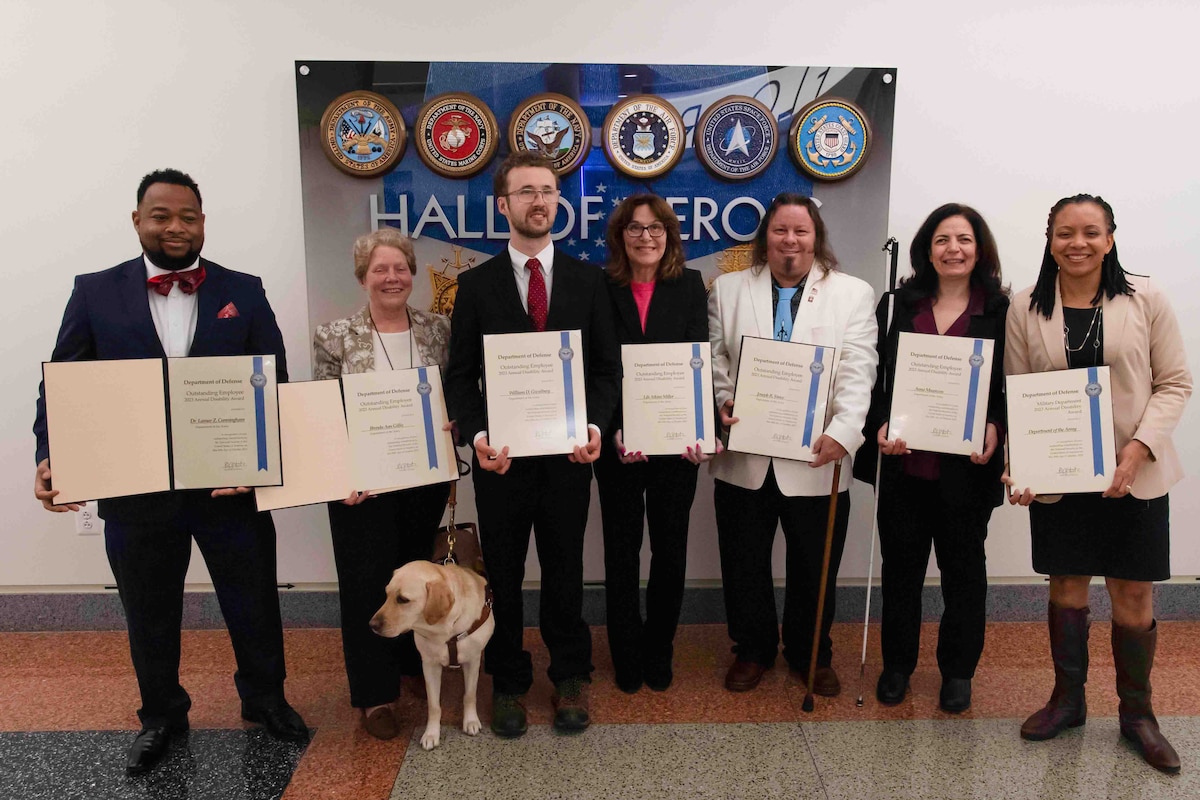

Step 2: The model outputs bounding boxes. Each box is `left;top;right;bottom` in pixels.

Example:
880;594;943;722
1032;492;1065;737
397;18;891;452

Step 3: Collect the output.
2;582;1198;632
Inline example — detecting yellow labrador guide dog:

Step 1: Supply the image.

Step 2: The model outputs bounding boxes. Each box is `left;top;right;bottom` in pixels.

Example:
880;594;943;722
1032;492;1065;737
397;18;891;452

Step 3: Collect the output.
370;560;494;749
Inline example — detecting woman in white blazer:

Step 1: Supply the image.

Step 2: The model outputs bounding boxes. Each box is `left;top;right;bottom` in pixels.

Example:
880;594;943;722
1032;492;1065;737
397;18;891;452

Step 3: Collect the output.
1005;194;1191;773
708;193;878;693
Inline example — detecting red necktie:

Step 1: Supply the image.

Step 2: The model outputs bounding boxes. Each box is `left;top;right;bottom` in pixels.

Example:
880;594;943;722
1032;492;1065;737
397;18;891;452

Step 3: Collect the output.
147;265;206;296
526;258;548;332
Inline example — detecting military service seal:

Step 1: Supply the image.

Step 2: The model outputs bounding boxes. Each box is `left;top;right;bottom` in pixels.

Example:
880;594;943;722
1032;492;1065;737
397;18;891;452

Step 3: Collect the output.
509;93;591;176
414;93;500;178
693;95;778;181
602;95;685;179
788;97;872;181
319;90;407;178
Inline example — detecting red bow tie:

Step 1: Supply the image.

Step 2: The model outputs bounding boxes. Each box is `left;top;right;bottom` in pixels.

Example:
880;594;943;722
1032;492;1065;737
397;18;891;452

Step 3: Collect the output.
147;265;206;296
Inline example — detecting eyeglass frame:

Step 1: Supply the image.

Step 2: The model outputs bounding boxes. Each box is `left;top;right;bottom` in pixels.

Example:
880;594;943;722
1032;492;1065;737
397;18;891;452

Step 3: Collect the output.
624;221;667;238
505;187;561;204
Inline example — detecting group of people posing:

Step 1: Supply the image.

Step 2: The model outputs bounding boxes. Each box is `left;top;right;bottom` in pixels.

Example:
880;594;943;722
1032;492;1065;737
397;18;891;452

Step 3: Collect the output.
35;154;1190;777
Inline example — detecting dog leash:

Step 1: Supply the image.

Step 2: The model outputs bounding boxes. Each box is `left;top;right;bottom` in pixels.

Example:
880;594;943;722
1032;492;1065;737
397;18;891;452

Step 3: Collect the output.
445;585;494;669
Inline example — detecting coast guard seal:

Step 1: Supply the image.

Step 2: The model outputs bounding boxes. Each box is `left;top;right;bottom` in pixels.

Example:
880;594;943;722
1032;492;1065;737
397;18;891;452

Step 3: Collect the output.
693;95;778;181
602;95;685;179
319;90;407;178
788;97;872;181
414;93;499;178
508;93;591;176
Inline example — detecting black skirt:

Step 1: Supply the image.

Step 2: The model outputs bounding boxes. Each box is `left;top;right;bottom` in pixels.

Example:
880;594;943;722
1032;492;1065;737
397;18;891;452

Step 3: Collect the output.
1029;493;1170;581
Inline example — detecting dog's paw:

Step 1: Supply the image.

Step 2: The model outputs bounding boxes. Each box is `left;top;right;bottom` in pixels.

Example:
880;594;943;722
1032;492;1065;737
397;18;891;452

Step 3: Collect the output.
463;715;482;736
420;725;441;750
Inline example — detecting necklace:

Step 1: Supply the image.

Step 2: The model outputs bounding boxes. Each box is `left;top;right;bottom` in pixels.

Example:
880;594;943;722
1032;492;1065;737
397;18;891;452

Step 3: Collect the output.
370;307;416;370
1063;306;1101;367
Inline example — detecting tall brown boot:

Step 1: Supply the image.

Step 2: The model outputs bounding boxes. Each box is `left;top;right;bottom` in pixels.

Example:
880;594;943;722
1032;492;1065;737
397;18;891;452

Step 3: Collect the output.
1113;620;1181;773
1021;603;1089;740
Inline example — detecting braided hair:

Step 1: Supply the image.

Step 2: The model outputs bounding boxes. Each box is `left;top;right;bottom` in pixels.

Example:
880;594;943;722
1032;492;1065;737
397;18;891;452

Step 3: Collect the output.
1029;194;1134;318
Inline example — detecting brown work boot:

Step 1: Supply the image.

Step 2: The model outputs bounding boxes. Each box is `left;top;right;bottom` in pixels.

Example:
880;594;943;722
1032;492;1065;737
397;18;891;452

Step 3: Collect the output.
1113;620;1181;774
552;678;591;732
1021;603;1089;741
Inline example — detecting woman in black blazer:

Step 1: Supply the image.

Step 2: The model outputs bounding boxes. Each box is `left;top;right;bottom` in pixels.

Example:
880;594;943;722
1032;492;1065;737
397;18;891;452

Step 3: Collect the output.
595;195;711;693
854;203;1008;713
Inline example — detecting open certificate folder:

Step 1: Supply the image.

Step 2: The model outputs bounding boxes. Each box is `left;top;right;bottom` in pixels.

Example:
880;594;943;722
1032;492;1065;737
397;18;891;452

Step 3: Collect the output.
1006;366;1117;494
888;331;994;456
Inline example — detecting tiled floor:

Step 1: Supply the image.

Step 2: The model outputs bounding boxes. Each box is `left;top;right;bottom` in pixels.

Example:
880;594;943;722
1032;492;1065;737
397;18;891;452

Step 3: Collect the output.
1;622;1196;799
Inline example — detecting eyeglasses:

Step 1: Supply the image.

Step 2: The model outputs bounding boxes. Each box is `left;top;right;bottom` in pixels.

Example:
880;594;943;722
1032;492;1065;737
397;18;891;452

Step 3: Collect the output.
624;222;666;238
507;187;560;204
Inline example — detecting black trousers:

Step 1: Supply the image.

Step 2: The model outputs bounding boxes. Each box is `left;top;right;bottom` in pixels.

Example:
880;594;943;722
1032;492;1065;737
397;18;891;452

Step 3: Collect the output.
878;472;992;678
473;454;593;695
103;498;285;729
714;466;850;670
327;482;450;708
594;451;698;678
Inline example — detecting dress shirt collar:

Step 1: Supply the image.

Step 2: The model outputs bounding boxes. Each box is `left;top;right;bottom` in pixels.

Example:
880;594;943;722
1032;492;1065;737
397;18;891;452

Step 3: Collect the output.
143;253;200;281
508;241;555;277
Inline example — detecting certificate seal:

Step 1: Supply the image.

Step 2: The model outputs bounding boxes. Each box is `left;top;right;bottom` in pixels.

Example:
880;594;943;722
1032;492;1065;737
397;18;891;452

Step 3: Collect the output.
558;346;575;361
693;95;778;181
509;93;591;176
414;93;500;178
250;371;268;388
788;97;872;181
689;356;704;370
969;353;985;368
1085;382;1102;397
603;95;685;179
417;381;432;395
809;360;825;375
319;90;407;178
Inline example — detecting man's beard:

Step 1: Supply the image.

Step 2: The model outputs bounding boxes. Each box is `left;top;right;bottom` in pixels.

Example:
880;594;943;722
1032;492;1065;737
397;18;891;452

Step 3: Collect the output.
509;209;553;240
145;244;202;271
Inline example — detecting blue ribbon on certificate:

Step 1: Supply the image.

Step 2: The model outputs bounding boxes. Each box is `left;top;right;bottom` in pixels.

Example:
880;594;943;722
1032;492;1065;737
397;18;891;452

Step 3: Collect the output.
253;356;267;471
963;339;984;441
1087;366;1104;476
692;343;704;442
802;346;826;447
561;332;577;439
418;367;438;469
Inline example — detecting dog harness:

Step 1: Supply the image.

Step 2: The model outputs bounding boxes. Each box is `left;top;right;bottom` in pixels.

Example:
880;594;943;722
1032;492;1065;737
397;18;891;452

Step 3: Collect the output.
446;585;494;669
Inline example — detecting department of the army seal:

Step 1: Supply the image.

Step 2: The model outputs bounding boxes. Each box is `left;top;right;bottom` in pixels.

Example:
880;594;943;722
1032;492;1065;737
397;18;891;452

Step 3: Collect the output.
602;95;685;179
788;97;872;181
319;90;407;178
414;92;500;178
693;95;779;181
509;93;591;176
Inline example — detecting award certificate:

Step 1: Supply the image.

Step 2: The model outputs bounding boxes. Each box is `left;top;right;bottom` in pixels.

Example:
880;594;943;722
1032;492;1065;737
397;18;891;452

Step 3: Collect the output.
1007;366;1117;494
167;355;282;489
342;366;458;491
484;330;588;457
621;342;717;456
42;358;172;504
727;336;836;462
255;380;355;511
888;332;994;456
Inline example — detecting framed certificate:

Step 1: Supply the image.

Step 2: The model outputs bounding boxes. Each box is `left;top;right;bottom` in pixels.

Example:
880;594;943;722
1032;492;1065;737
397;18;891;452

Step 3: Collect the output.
342;366;458;491
726;336;836;462
621;342;717;456
42;359;173;505
1007;366;1117;494
888;331;994;456
483;330;589;457
167;355;282;489
255;380;355;511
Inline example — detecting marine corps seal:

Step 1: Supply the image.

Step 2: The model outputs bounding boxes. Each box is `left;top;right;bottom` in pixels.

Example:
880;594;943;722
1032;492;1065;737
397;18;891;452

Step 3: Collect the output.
319;90;407;178
602;95;685;179
509;93;591;176
693;95;778;181
414;93;500;178
788;97;872;181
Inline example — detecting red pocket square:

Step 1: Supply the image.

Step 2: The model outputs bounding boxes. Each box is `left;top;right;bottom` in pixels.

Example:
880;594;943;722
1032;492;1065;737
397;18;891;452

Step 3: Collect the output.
217;302;239;319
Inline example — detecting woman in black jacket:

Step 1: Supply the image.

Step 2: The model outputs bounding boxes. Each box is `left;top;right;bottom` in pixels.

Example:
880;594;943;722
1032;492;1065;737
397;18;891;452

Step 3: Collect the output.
854;203;1008;713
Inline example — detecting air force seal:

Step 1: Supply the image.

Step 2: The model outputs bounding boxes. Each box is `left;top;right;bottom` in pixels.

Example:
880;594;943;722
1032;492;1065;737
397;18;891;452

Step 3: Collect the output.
788;97;872;182
414;93;500;178
693;95;779;181
319;91;407;177
603;95;685;179
509;93;591;176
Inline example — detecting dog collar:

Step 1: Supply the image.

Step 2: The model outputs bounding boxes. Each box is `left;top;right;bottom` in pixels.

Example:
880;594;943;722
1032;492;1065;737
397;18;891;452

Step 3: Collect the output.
446;584;494;669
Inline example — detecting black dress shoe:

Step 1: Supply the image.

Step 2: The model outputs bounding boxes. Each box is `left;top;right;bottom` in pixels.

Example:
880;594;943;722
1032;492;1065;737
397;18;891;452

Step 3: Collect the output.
644;662;673;692
126;723;186;775
490;693;528;738
241;699;309;742
939;677;972;713
876;671;909;706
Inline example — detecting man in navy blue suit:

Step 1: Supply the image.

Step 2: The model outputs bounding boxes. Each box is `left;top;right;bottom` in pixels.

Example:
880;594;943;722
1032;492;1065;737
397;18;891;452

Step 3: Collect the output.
33;169;307;775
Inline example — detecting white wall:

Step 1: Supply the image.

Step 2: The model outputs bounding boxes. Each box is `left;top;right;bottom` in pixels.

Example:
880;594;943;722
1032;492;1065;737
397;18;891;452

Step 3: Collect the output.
3;0;1197;588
